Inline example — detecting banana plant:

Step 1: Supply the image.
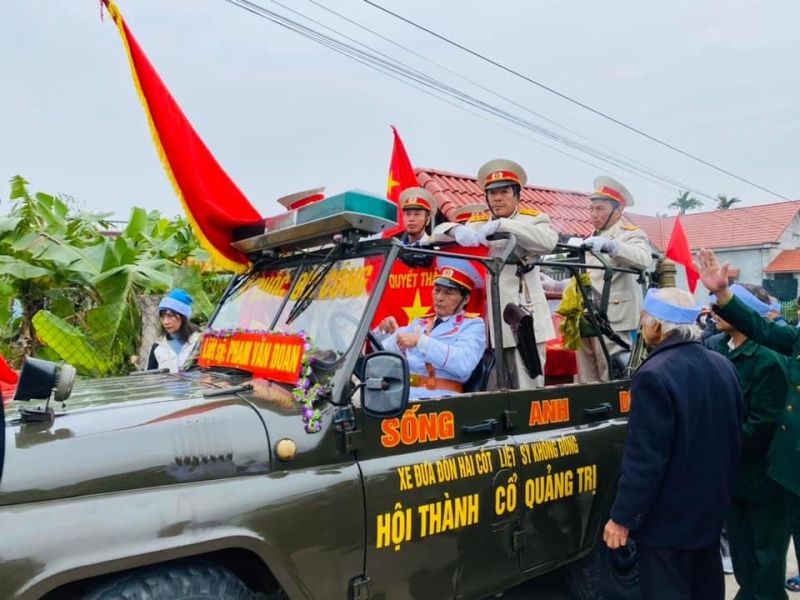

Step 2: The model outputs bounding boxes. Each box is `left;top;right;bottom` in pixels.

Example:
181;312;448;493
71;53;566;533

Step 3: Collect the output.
2;176;216;375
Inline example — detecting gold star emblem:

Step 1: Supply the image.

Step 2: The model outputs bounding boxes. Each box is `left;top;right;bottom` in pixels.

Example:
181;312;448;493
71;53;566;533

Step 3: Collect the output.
402;289;431;323
387;171;400;195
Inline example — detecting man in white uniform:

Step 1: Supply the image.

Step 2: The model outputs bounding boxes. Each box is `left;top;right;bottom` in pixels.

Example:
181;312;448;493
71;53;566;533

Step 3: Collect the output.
432;159;558;389
576;176;652;382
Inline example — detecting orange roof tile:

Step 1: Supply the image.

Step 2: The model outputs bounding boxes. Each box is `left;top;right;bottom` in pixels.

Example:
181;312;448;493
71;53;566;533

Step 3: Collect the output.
417;167;596;237
626;201;800;251
765;249;800;273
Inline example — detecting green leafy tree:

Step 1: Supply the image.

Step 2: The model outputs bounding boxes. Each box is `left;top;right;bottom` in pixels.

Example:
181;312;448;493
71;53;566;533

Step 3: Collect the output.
1;176;220;375
715;194;741;210
668;190;704;215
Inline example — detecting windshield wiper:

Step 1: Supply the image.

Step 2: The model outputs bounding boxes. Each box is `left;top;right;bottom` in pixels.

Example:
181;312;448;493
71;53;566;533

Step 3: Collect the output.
285;245;339;325
200;365;254;377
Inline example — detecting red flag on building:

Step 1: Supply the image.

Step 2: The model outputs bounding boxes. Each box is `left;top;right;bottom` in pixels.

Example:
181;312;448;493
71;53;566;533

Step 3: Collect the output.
103;0;261;270
665;215;699;292
382;126;419;238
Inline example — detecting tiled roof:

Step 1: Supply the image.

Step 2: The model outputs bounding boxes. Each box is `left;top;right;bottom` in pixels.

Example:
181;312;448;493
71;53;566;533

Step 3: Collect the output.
626;201;800;252
417;167;800;250
417;168;596;236
765;249;800;273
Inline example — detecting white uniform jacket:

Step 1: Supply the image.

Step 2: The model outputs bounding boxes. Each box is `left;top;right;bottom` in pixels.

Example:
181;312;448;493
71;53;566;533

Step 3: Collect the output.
380;311;486;399
586;219;652;331
433;208;558;348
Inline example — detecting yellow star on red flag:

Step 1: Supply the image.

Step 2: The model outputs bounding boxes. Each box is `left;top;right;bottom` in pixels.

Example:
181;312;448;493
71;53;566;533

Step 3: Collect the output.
402;289;431;323
387;171;399;195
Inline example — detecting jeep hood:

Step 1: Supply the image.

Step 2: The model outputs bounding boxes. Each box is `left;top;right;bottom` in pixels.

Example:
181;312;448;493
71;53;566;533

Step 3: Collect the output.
0;373;271;506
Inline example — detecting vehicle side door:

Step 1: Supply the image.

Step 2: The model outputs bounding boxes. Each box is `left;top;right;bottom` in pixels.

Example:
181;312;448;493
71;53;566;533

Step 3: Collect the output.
354;389;520;600
506;380;630;572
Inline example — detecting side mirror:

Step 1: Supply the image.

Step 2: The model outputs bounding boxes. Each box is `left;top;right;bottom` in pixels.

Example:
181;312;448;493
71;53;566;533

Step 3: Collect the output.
361;352;409;418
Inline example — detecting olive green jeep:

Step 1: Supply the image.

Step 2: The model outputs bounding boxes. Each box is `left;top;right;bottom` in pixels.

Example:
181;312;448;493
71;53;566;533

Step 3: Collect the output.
0;191;659;600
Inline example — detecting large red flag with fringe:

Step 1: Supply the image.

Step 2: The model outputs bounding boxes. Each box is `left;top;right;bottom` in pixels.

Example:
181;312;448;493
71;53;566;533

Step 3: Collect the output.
102;1;261;270
382;126;419;238
665;214;699;293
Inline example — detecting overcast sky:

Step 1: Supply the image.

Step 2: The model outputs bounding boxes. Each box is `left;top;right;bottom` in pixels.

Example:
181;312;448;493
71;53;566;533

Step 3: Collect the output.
2;1;798;221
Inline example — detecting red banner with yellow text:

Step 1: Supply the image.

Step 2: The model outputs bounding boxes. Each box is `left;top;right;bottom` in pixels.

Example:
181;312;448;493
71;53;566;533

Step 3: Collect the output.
198;332;305;384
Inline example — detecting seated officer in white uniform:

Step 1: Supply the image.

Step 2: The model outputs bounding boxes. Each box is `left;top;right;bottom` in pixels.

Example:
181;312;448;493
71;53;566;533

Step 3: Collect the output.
375;259;486;400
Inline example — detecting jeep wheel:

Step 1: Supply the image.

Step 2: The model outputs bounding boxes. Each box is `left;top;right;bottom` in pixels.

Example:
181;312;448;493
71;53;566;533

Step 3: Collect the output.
564;539;640;600
83;561;253;600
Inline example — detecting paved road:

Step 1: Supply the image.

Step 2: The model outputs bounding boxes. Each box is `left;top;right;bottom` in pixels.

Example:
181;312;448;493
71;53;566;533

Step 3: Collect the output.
497;544;798;599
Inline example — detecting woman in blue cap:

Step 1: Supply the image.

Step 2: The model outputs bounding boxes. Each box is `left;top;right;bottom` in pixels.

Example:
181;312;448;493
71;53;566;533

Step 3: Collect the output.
146;289;200;372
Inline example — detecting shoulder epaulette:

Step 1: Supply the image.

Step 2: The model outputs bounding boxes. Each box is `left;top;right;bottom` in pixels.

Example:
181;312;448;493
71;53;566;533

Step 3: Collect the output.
464;312;481;319
467;213;490;223
621;223;639;231
519;208;541;217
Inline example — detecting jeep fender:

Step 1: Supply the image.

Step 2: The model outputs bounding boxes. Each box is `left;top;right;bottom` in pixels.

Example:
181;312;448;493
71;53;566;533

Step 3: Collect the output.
0;465;364;600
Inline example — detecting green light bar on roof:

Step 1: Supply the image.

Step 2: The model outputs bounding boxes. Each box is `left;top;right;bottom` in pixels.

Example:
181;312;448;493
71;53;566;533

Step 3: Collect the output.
231;190;397;254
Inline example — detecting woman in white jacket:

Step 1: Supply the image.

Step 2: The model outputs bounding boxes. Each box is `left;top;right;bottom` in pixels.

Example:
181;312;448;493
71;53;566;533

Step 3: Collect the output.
146;289;200;373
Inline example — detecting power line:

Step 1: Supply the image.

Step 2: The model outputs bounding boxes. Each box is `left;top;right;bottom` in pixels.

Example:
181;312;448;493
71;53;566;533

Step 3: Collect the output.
307;0;705;197
223;0;716;201
362;0;792;201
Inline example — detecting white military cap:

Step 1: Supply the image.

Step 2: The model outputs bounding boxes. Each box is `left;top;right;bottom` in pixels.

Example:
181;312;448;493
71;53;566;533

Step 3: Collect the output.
398;187;437;213
477;159;528;191
590;176;634;208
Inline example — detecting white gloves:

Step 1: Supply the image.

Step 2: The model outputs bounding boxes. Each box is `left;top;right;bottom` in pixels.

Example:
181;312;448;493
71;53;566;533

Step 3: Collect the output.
479;220;500;239
453;225;483;247
452;220;501;247
540;272;568;292
583;236;620;256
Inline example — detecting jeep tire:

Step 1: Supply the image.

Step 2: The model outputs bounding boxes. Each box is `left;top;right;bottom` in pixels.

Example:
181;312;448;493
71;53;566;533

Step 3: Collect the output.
83;560;253;600
564;539;640;600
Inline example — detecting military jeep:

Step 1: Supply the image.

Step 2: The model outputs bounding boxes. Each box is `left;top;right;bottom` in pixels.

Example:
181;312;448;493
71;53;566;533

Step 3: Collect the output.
0;190;653;600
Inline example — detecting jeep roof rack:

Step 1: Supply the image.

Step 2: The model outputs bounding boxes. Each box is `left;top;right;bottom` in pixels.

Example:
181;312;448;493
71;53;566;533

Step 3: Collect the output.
231;190;397;255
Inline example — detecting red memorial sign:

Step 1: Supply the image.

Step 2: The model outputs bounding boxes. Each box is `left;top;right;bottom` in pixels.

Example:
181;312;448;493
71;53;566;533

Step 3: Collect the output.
198;331;305;384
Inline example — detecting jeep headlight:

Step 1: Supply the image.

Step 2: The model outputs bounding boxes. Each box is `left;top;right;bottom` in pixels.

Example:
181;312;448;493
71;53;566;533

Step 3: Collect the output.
14;357;76;404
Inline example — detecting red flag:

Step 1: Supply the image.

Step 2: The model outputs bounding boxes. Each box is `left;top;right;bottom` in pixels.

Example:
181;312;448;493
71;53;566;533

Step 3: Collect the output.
382;126;419;238
665;215;699;292
370;247;489;329
103;1;261;270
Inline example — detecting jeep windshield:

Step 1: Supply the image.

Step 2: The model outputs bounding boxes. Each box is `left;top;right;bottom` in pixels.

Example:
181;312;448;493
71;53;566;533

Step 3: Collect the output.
207;254;384;360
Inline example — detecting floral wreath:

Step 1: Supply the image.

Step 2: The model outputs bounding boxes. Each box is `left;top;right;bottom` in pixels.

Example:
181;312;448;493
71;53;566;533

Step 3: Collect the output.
202;328;324;433
293;333;324;433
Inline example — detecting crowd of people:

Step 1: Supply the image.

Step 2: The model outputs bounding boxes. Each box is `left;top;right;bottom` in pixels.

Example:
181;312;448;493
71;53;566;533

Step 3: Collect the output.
596;254;800;599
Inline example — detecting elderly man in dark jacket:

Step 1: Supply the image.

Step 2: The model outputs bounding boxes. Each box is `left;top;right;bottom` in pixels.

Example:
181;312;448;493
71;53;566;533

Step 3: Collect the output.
604;287;743;600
